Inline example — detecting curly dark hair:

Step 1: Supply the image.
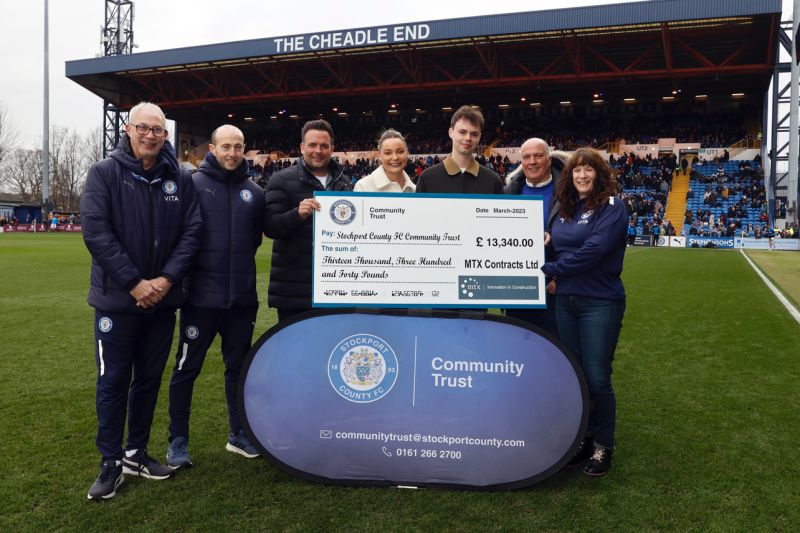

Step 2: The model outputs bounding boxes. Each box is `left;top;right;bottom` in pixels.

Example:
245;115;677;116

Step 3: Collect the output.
554;147;618;220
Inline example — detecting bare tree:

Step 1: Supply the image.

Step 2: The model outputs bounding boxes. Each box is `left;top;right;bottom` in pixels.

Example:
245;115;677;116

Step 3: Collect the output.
0;101;17;164
49;126;69;210
82;126;104;169
49;127;86;211
0;123;98;209
46;126;104;211
0;148;43;200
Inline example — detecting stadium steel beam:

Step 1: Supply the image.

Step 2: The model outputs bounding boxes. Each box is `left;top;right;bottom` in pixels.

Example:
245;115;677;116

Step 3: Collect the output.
791;0;800;224
661;24;673;72
101;1;134;158
127;60;769;110
103;103;127;159
137;66;770;109
390;49;423;84
90;17;770;119
768;16;799;225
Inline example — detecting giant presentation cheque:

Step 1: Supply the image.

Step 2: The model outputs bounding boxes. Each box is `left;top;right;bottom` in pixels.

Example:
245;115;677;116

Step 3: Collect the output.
313;192;546;308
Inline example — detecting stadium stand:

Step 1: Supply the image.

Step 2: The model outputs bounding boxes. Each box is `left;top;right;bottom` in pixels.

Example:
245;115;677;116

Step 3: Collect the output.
684;161;767;237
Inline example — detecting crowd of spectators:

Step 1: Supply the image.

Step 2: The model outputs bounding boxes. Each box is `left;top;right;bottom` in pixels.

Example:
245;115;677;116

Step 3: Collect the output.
246;140;797;242
239;106;753;160
481;111;750;150
253;153;519;188
683;161;779;238
0;212;81;227
611;153;677;237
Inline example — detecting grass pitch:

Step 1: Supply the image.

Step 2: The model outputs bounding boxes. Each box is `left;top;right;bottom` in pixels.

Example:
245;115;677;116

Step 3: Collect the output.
746;250;800;309
0;234;797;532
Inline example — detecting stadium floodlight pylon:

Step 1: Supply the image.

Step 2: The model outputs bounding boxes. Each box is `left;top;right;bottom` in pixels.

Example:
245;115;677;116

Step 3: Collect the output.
101;1;134;158
791;0;800;225
768;1;800;226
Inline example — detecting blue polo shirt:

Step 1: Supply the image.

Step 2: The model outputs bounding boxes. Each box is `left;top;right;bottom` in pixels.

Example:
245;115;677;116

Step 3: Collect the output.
521;179;554;224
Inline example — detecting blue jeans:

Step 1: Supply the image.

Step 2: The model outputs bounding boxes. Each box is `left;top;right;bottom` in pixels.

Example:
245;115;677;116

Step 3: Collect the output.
555;295;625;449
505;290;558;337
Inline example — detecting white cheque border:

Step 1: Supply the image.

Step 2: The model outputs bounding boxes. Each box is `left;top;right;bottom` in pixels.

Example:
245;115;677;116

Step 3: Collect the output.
312;192;546;309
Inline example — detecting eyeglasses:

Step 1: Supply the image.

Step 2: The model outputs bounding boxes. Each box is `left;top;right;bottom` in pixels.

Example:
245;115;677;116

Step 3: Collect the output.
132;123;167;137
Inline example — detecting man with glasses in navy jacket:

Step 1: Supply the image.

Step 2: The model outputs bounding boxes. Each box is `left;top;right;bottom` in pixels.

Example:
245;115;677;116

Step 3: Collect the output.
81;102;201;500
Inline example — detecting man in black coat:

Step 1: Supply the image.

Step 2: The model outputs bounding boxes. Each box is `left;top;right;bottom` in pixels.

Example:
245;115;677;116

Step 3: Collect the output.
81;102;202;500
264;119;352;321
165;125;265;469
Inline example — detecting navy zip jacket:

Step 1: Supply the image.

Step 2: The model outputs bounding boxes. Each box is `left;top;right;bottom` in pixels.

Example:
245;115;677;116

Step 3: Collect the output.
80;134;202;313
264;157;351;310
186;152;265;309
541;196;628;300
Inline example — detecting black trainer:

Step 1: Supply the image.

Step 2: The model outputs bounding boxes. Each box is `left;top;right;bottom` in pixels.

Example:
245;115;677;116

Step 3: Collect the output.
584;447;613;477
122;449;175;480
87;459;124;500
566;437;594;467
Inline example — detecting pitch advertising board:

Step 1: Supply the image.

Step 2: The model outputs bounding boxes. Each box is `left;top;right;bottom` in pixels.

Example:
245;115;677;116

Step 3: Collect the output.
240;310;588;490
735;238;800;251
686;236;735;248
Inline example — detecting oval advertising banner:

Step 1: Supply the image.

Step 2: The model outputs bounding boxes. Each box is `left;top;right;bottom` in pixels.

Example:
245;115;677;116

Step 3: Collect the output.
240;310;587;490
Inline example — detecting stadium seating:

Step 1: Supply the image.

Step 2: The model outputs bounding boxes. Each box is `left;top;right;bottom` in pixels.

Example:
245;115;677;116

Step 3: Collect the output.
683;162;765;236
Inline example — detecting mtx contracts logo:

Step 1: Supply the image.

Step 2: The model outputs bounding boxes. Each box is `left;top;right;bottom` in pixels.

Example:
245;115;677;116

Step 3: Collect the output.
328;334;397;403
329;199;356;225
460;277;482;299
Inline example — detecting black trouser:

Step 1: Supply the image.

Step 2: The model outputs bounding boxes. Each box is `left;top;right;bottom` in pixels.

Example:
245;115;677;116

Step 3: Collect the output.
168;304;258;441
93;309;176;460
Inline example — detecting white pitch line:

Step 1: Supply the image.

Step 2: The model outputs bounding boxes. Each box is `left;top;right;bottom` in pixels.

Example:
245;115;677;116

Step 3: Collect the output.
740;249;800;325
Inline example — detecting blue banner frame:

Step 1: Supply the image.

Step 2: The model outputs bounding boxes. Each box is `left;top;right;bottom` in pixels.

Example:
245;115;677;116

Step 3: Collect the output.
238;309;588;490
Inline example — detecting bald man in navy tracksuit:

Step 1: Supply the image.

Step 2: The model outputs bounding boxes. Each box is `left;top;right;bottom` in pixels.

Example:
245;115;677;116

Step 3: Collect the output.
165;125;265;468
81;102;201;500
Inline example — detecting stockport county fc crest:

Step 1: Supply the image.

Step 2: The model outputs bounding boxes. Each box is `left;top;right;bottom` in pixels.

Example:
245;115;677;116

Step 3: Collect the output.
329;199;356;225
98;316;113;333
328;334;398;403
185;325;200;340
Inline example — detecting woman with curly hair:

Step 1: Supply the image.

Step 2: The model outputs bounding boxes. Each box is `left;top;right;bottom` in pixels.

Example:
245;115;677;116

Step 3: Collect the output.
542;147;628;477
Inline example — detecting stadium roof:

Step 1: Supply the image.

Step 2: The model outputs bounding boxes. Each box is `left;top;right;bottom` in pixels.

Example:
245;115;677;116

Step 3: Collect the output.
65;0;782;124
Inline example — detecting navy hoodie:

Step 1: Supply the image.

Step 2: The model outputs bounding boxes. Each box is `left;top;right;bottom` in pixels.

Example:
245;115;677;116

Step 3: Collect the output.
541;196;628;300
80;134;202;313
185;152;265;309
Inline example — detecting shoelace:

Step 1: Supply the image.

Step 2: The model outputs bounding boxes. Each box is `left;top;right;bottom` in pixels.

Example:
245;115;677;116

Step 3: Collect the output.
591;448;607;462
99;461;119;481
127;451;156;468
